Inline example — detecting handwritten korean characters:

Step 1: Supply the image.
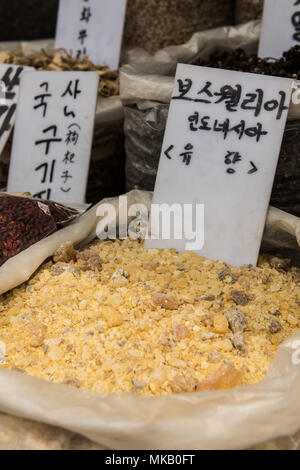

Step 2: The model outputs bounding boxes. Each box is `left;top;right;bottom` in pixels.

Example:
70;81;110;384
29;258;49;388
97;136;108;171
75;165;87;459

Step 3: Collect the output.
7;71;99;204
55;0;128;69
259;0;300;59
0;64;31;156
146;64;293;267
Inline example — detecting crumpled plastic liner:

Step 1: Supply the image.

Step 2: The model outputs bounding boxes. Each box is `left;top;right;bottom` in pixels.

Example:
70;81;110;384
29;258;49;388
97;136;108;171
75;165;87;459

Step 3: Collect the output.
0;411;299;451
0;190;299;450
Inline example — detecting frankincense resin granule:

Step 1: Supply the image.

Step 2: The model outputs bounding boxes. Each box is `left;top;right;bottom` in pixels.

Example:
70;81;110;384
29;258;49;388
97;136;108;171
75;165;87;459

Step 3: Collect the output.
0;239;299;396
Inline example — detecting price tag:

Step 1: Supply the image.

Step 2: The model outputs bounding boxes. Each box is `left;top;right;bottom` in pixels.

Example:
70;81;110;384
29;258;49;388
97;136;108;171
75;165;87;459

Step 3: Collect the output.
55;0;127;69
145;64;293;267
0;64;31;156
259;0;300;58
7;71;99;204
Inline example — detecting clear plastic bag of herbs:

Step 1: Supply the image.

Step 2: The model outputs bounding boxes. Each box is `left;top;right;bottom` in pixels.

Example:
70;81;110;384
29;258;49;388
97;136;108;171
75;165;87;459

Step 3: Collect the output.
0;193;80;267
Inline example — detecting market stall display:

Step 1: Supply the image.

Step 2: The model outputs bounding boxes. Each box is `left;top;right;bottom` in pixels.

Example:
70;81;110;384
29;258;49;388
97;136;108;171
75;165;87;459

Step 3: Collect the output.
0;1;299;453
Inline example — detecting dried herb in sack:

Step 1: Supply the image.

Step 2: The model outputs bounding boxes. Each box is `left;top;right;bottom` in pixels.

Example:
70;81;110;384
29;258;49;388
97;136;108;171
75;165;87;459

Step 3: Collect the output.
0;49;119;98
195;46;300;79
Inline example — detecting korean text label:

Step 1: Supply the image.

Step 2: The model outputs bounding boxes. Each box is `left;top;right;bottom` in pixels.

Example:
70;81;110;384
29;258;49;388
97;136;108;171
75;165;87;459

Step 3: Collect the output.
259;0;300;59
7;71;99;204
145;64;293;267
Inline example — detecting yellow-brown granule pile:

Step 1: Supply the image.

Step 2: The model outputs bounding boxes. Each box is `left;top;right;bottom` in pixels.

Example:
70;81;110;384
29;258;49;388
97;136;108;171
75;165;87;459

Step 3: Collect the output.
0;239;299;396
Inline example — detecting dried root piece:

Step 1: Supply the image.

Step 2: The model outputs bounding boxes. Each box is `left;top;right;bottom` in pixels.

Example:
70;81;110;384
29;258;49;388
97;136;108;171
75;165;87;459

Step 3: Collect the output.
152;293;179;310
196;364;243;392
231;290;250;306
76;250;102;272
53;241;76;263
170;374;198;394
231;332;247;353
173;323;190;341
269;256;291;272
29;323;47;348
62;376;80;388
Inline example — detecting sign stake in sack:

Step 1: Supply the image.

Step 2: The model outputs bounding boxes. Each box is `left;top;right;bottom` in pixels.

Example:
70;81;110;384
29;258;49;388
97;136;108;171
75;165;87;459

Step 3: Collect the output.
0;64;32;157
55;0;128;69
259;0;300;58
145;64;293;267
7;71;99;205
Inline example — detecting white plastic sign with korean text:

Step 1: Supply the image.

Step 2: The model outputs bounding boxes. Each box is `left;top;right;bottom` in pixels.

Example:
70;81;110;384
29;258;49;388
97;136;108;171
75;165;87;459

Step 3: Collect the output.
145;64;293;267
0;64;32;156
55;0;127;69
7;71;99;204
259;0;300;58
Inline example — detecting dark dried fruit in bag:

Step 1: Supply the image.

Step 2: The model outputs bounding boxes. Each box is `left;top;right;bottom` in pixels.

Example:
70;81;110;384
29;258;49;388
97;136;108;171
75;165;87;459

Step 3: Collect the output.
53;241;76;263
0;194;79;267
195;46;300;79
231;290;250;306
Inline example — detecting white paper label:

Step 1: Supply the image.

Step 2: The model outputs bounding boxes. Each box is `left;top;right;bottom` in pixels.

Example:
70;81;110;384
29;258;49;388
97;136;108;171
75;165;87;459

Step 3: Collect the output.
0;64;31;156
7;71;99;204
55;0;127;69
145;64;293;267
259;0;300;58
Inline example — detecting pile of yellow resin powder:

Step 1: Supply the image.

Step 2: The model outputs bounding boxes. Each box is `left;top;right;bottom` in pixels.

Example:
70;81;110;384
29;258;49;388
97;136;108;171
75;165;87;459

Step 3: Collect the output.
0;239;299;396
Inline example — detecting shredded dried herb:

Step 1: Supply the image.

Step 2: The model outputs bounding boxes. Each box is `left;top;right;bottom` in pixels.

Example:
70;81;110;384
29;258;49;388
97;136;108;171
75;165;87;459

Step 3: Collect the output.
0;48;119;98
195;46;300;79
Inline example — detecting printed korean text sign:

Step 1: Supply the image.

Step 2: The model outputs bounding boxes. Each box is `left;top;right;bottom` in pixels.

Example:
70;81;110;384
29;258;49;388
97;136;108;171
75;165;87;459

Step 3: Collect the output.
7;71;99;204
55;0;127;69
0;64;31;156
145;64;293;267
259;0;300;59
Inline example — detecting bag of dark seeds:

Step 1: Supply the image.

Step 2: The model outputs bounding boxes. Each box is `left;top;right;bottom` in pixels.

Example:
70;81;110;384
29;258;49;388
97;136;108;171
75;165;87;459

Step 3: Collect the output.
120;21;300;217
0;193;80;267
